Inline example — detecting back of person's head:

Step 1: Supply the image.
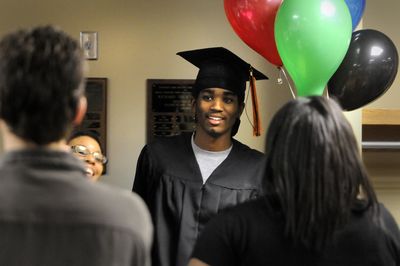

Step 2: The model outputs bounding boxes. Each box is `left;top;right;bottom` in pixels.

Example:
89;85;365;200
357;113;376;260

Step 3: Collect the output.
263;96;377;250
0;25;85;145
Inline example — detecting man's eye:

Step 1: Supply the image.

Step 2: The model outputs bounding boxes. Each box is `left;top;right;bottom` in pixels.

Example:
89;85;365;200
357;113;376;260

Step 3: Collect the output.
202;95;213;101
224;97;234;104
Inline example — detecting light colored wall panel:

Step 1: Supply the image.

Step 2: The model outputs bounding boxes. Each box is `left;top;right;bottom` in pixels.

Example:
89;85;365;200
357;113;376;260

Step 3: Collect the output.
362;0;400;223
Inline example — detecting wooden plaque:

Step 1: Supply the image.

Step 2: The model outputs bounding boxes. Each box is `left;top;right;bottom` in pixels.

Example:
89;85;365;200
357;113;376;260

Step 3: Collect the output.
147;79;195;143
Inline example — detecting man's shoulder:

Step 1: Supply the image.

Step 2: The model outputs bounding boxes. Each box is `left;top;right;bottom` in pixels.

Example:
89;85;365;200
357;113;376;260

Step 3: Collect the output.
0;170;153;243
65;181;153;245
82;182;151;226
145;133;191;153
151;132;190;145
232;139;264;158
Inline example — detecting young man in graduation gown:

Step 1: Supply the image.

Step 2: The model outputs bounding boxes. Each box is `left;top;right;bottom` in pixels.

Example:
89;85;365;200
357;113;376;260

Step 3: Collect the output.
133;47;268;266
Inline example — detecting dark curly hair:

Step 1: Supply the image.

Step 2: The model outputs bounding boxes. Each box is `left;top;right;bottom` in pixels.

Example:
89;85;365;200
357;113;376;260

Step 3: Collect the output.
0;25;85;145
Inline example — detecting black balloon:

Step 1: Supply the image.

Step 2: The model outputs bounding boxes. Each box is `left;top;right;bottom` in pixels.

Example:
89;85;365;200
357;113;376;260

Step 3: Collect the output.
328;29;398;111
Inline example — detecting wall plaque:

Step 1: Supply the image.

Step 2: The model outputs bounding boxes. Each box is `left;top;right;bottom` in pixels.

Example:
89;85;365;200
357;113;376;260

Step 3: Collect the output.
147;79;195;143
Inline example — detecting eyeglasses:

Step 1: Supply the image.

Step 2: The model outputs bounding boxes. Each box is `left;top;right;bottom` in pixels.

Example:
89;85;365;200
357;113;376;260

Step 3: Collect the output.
71;145;108;164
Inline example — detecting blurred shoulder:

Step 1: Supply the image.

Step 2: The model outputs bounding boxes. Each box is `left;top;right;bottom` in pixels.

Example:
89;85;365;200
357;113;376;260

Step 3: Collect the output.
77;181;153;238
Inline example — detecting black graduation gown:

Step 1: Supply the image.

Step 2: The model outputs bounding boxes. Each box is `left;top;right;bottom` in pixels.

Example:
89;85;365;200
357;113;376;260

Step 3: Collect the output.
133;133;265;266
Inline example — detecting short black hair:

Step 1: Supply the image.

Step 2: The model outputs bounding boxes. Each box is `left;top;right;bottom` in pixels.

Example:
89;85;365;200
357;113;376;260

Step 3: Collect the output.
0;25;85;145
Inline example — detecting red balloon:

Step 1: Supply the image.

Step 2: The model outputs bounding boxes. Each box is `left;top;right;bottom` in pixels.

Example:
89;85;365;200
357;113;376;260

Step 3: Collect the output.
224;0;283;67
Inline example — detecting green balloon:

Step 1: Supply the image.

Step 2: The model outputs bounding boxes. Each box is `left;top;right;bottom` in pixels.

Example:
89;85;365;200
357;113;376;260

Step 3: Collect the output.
275;0;352;96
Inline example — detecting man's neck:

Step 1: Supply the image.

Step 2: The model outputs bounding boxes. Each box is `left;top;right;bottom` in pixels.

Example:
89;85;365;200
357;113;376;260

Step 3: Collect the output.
0;121;68;152
193;130;232;151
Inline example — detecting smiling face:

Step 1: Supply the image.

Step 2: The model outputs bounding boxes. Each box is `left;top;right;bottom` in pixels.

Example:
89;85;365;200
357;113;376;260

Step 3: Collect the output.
68;135;104;181
193;87;244;140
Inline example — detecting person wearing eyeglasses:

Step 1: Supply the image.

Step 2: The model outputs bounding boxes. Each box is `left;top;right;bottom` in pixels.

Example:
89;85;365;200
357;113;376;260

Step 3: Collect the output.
68;130;107;181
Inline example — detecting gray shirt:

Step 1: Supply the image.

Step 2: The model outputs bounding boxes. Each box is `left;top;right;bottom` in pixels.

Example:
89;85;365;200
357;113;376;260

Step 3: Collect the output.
0;148;153;266
191;134;232;183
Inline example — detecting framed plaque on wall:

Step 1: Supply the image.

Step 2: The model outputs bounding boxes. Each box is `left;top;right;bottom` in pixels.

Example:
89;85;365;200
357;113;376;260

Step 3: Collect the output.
147;79;195;143
74;77;107;157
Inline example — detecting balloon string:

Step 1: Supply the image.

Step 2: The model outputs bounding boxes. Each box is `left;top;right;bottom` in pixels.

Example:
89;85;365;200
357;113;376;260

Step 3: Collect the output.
280;67;296;99
325;86;330;99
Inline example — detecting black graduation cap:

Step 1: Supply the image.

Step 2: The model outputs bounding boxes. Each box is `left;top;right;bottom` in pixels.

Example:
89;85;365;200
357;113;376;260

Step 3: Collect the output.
177;47;268;101
177;47;269;136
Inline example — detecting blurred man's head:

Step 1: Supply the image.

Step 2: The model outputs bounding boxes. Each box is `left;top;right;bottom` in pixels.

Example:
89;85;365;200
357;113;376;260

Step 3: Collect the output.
0;25;86;145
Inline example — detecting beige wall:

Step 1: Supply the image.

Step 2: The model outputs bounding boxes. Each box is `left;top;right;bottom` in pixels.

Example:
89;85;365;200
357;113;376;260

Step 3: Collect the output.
0;0;397;222
363;0;400;223
363;0;400;109
0;0;291;187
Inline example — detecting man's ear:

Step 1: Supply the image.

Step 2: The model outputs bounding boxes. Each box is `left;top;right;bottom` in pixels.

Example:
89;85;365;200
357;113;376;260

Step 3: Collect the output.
73;96;87;126
191;97;197;113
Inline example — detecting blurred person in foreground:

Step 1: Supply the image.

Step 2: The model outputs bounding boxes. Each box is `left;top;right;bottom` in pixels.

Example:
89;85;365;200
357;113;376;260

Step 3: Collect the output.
68;130;107;181
0;25;152;266
189;96;400;266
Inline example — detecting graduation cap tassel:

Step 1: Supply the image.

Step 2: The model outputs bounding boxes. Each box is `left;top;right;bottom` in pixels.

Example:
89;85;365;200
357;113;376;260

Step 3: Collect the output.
249;68;261;136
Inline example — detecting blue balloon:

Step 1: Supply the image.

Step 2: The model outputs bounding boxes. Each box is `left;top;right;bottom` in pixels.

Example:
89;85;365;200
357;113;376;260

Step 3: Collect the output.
345;0;366;30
